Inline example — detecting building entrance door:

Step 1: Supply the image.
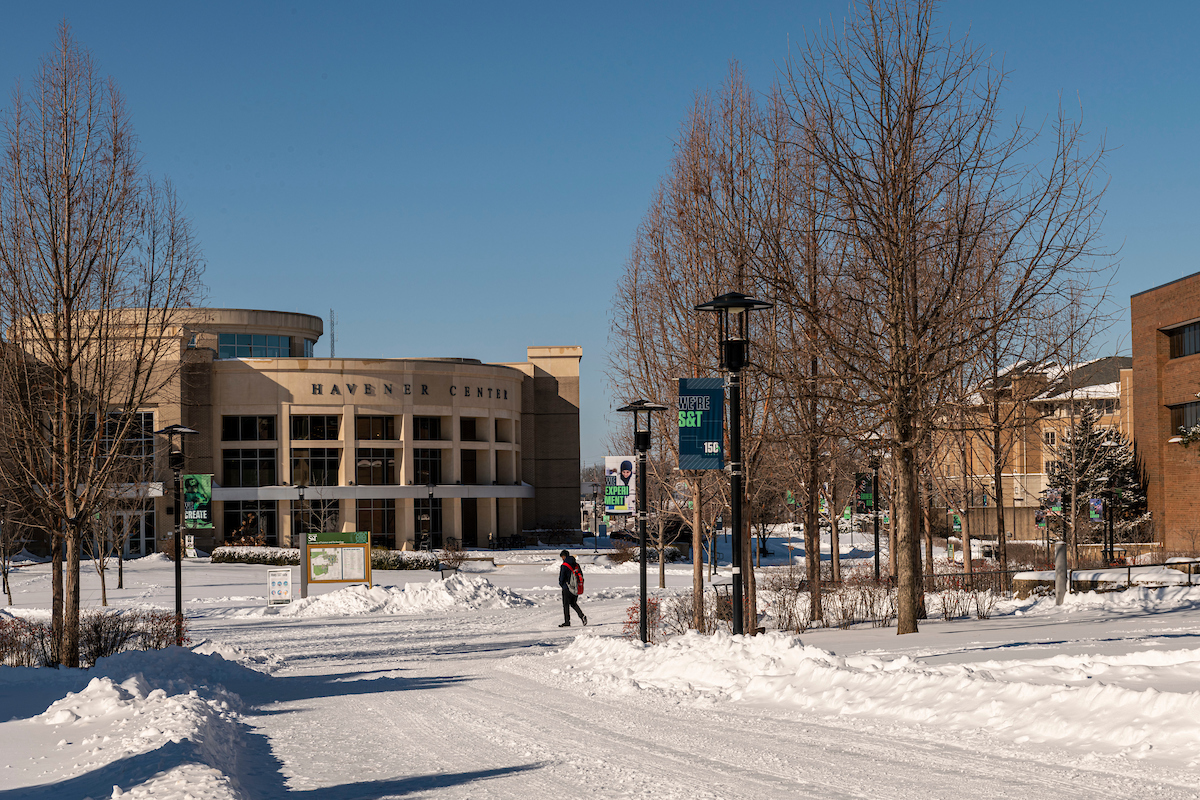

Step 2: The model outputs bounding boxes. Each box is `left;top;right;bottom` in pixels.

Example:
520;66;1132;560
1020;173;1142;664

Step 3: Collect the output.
118;505;156;557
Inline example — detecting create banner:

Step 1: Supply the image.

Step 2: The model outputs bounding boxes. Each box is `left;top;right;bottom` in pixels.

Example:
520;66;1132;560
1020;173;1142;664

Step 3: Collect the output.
183;474;213;529
605;456;636;514
677;377;724;470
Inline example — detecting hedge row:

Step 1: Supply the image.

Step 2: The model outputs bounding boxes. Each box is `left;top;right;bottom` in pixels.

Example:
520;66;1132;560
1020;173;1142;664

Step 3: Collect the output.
0;609;187;669
210;546;441;570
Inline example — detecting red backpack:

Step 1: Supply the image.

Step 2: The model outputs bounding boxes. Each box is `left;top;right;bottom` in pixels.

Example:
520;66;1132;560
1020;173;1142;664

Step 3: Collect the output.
566;561;584;595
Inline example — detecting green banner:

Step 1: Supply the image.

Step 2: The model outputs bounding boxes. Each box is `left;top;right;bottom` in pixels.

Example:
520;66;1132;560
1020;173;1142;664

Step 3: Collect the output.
183;474;213;529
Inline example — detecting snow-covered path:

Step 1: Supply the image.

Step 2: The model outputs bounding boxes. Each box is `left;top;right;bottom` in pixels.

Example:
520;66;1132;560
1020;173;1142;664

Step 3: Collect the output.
195;602;1196;799
4;551;1200;798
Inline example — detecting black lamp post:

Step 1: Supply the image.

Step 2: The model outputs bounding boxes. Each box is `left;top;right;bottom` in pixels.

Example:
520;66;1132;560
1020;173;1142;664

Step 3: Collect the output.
591;482;600;553
617;399;669;644
870;453;882;582
154;424;198;646
694;291;773;636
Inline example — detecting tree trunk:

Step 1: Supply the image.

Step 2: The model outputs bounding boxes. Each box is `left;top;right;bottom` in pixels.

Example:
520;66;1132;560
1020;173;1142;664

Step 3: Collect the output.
895;442;920;635
743;517;757;633
805;444;822;623
64;525;81;668
830;491;841;585
51;528;63;666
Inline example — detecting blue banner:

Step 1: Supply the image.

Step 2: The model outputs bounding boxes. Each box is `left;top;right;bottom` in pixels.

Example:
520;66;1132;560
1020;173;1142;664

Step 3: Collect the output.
677;377;724;470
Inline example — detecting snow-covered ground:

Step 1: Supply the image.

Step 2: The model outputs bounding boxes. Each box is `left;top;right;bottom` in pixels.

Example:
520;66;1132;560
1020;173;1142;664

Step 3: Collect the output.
2;537;1200;799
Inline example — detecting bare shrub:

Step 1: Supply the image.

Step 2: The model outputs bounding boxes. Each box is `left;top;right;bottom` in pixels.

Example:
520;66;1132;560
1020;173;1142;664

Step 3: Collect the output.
79;609;141;666
438;539;467;570
761;564;810;633
608;541;637;564
622;598;662;643
1;609;185;667
974;590;997;620
937;589;971;621
661;591;725;636
0;617;42;666
137;609;190;651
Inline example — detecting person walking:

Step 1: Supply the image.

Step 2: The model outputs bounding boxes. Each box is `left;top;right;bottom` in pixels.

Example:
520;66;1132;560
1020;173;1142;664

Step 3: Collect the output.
558;549;587;627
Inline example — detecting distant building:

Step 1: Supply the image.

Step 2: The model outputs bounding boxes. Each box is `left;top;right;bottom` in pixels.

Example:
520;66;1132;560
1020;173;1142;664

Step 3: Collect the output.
931;356;1130;543
27;308;582;554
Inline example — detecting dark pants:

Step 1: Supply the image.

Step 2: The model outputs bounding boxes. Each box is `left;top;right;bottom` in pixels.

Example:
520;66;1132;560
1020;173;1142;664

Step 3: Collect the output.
561;588;584;623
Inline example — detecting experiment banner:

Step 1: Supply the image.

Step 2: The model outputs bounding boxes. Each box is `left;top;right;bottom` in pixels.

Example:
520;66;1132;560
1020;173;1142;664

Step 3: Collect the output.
677;377;724;470
605;456;636;515
183;474;213;529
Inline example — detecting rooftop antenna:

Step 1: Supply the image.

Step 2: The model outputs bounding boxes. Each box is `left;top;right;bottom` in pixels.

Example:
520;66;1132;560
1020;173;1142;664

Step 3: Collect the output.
329;308;336;358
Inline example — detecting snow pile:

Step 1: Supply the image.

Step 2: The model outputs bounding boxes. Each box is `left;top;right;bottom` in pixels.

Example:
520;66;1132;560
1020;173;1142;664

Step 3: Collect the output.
1005;585;1200;615
17;647;265;798
552;631;1200;766
279;574;533;618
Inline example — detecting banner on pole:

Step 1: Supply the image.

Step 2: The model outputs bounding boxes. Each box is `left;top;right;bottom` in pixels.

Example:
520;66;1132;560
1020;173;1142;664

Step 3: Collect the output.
184;474;213;529
677;377;724;470
604;456;636;515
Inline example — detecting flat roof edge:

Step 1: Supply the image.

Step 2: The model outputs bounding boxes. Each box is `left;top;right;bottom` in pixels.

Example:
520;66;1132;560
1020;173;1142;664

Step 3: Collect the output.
1131;270;1200;299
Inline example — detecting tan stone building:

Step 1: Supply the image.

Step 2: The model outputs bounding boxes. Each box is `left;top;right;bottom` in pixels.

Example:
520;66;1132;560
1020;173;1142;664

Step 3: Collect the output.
934;357;1130;543
128;309;581;553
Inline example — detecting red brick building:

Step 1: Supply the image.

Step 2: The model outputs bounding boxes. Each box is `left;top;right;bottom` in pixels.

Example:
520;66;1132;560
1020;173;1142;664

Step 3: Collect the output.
1131;272;1200;553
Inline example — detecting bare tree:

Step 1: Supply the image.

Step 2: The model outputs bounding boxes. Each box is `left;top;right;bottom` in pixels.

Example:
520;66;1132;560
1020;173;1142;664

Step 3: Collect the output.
784;0;1110;633
0;24;204;665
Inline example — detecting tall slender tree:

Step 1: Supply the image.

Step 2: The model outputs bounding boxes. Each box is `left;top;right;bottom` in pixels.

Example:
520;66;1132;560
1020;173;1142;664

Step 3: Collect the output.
0;24;204;666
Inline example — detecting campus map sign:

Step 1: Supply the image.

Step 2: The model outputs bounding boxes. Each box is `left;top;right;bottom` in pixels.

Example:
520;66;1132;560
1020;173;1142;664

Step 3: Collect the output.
677;377;724;470
303;531;371;589
183;474;213;529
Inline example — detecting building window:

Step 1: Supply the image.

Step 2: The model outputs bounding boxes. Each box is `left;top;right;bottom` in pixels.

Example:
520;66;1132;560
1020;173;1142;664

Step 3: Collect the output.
1170;401;1200;434
223;501;277;546
414;498;442;548
1169;322;1200;359
222;449;277;487
292;448;340;486
1045;460;1063;475
413;448;442;485
355;415;395;441
291;415;340;441
217;333;291;359
356;448;396;485
1044;430;1056;447
357;499;396;549
101;411;154;480
291;499;340;536
222;415;276;441
1097;399;1116;415
303;339;315;358
413;416;442;441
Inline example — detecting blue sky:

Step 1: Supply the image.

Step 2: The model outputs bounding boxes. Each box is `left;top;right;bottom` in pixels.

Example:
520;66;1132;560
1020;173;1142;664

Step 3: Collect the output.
1;2;1195;466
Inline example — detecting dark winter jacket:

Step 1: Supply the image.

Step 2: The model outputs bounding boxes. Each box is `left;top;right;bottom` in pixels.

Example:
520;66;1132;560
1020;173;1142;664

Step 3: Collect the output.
558;556;580;593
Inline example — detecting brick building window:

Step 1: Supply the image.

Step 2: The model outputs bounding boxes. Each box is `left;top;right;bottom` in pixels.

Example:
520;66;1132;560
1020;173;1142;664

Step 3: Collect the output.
1044;430;1056;447
1168;322;1200;359
1170;401;1200;434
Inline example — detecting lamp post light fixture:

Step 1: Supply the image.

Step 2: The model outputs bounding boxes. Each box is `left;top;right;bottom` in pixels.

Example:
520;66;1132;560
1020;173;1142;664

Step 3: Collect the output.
617;399;669;644
154;424;198;646
694;291;773;636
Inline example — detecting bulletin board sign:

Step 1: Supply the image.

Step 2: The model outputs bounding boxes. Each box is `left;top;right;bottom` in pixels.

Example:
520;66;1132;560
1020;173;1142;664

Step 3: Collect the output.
304;531;372;586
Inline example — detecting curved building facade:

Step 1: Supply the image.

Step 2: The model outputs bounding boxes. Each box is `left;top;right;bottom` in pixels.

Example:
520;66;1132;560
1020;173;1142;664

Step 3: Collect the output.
146;309;583;551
